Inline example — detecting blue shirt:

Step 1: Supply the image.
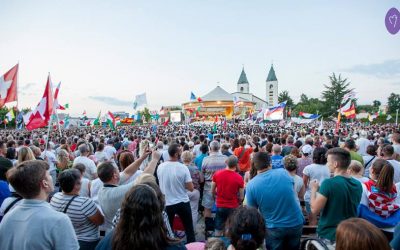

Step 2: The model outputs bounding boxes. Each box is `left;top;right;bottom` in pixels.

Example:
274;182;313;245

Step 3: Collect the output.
0;180;10;207
194;154;207;171
246;168;304;228
271;155;284;169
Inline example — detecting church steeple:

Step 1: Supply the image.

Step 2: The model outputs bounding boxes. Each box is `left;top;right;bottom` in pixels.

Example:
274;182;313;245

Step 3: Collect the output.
266;64;277;82
237;67;250;93
237;67;249;84
266;64;278;107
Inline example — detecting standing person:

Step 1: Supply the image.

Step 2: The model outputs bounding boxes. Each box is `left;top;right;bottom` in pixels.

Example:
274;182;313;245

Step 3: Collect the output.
302;147;330;225
233;137;253;175
211;155;244;236
157;143;196;243
347;160;369;183
104;139;117;161
344;139;364;165
41;143;58;185
310;148;362;244
296;144;313;177
246;152;304;250
202;141;228;236
284;155;305;204
270;145;284;169
97;150;153;232
360;159;400;240
356;131;372;156
181;151;203;227
94;143;108;165
194;144;209;171
0;141;13;181
392;133;400;157
0;160;79;250
73;144;98;180
281;135;295;156
381;144;400;183
50;169;104;250
363;145;378;177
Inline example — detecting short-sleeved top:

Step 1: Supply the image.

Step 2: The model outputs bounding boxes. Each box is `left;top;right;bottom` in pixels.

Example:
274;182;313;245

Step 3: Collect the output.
317;175;362;241
303;164;330;202
246;168;304;228
157;161;192;206
212;169;244;208
194;154;207;171
350;151;364;166
233;147;253;172
271;155;284;169
50;193;98;241
292;174;304;203
73;156;97;180
187;165;201;190
201;153;228;181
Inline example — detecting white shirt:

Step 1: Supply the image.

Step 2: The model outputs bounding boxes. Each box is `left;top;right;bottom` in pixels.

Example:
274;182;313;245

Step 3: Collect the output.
356;138;372;156
303;163;330;202
41;150;57;172
94;151;108;164
157;161;192;206
103;145;116;160
73;156;97;180
388;159;400;184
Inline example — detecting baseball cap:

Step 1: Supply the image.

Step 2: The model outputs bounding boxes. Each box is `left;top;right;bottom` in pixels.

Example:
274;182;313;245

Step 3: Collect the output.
301;144;313;155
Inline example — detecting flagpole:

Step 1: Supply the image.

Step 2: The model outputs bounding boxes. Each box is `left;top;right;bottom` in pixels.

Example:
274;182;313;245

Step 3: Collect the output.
396;109;399;126
55;109;63;138
16;61;19;130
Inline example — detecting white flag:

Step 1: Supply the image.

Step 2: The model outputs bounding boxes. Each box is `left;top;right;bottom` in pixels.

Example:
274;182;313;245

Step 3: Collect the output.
318;117;323;132
387;115;392;121
133;93;147;109
342;91;356;104
338;100;352;114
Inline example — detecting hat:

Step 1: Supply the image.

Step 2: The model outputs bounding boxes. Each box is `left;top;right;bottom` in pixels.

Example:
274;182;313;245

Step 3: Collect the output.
301;144;313;155
188;141;194;148
352;134;358;139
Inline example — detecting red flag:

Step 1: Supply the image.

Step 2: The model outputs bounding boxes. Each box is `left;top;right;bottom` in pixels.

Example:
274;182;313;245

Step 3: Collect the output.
197;97;203;102
214;116;218;123
163;118;170;126
25;75;54;131
53;82;65;110
343;104;356;119
0;64;18;108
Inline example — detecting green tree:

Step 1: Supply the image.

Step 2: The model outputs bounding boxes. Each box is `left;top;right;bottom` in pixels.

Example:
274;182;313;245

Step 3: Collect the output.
300;94;309;104
278;90;294;107
387;93;400;114
357;105;374;114
293;98;324;116
321;73;353;115
140;107;151;123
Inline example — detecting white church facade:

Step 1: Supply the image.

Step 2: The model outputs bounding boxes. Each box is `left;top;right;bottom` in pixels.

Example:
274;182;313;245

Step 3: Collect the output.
231;65;279;110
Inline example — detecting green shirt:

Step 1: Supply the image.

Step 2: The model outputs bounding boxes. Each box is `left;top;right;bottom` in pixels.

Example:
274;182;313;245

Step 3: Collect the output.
317;175;362;241
350;151;364;165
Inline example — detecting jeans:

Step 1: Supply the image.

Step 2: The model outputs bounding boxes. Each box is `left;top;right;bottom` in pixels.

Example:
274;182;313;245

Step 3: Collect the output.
215;207;235;231
166;201;196;243
265;224;303;250
78;240;99;250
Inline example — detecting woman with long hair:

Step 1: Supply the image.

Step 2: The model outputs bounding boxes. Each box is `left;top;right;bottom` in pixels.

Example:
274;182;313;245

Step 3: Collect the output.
360;159;400;240
96;184;184;250
17;146;35;164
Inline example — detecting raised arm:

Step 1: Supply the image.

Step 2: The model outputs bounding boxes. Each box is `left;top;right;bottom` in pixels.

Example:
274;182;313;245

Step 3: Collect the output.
123;148;151;177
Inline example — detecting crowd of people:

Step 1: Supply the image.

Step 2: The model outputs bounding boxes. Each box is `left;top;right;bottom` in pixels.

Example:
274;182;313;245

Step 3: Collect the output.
0;121;399;250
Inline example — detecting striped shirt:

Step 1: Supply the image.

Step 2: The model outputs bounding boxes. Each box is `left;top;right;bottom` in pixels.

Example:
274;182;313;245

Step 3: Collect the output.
201;152;228;181
50;193;99;242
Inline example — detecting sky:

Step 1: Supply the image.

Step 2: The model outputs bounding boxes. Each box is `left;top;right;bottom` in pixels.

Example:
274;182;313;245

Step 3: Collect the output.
0;0;399;117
